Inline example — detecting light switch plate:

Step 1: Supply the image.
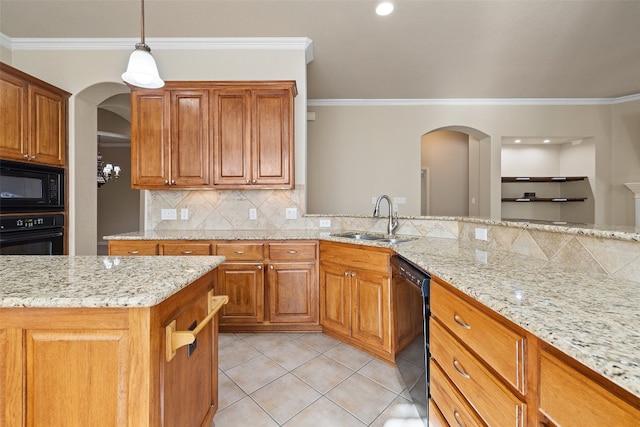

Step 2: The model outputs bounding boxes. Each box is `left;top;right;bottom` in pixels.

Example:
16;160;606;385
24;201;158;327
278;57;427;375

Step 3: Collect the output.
249;208;257;220
161;209;177;220
319;219;331;228
475;227;488;241
180;208;189;220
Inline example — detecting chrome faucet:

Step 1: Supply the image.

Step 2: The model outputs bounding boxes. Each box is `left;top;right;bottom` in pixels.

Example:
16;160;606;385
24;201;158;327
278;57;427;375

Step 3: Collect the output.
373;194;399;235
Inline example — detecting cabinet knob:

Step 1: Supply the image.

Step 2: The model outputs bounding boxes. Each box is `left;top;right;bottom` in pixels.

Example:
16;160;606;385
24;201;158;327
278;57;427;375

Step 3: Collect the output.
344;272;349;276
257;265;262;270
23;154;29;159
351;272;356;277
252;179;257;184
171;180;176;185
246;180;250;184
164;180;169;185
270;265;274;270
31;155;36;159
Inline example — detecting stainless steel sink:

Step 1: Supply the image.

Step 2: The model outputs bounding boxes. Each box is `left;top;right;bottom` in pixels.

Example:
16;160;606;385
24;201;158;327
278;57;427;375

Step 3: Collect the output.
331;232;417;244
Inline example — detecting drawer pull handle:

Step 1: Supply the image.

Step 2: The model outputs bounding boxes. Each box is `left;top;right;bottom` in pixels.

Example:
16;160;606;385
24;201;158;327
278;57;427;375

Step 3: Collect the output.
453;410;466;427
452;358;471;379
287;250;297;254
182;250;193;254
165;292;228;362
234;250;245;254
453;314;471;329
128;250;140;254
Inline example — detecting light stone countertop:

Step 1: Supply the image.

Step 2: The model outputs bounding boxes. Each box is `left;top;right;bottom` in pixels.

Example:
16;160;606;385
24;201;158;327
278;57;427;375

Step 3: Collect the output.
0;255;225;308
105;228;640;399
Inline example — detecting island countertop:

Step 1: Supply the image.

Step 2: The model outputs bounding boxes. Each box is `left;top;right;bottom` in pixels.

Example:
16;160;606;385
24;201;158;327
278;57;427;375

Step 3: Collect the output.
0;255;225;308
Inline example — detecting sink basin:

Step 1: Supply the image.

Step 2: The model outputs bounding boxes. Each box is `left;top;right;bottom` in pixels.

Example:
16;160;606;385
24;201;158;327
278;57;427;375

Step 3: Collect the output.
331;232;417;244
332;232;383;240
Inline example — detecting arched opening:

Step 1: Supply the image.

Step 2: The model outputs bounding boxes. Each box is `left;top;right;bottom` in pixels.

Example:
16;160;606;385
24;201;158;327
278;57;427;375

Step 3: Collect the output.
71;82;136;255
421;126;491;218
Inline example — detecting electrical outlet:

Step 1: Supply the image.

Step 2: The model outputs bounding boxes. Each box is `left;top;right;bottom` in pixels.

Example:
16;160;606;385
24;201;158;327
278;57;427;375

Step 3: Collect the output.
393;197;406;204
161;209;177;220
249;208;257;220
180;208;189;220
285;207;297;219
475;249;488;263
475;227;488;241
319;219;331;228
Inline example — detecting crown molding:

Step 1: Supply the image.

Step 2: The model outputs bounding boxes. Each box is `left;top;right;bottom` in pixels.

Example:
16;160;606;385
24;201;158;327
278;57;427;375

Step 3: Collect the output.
307;94;640;107
1;34;314;64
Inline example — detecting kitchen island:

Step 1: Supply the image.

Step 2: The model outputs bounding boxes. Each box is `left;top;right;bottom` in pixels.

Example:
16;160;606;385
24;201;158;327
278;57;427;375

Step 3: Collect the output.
0;255;226;427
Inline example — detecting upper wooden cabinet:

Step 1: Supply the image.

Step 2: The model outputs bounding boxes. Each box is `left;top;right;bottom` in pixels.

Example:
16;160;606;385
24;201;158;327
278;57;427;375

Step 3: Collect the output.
130;81;296;190
0;63;69;167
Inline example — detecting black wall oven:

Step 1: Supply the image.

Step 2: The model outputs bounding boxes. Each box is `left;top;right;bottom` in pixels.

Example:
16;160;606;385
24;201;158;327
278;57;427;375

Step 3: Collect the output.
0;213;65;255
0;160;65;212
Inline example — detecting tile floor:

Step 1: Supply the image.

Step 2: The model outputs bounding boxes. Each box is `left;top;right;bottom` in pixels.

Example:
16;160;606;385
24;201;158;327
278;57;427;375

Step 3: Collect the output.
213;332;428;427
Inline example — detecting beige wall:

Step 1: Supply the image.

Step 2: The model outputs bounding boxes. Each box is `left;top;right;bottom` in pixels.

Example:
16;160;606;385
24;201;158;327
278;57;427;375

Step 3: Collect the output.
307;101;640;226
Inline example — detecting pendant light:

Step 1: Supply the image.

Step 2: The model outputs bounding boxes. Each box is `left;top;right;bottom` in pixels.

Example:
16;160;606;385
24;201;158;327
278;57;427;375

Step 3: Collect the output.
122;0;164;88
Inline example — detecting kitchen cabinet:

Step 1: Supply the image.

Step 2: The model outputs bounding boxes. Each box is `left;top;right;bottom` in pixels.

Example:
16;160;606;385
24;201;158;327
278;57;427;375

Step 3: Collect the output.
212;85;295;188
0;62;69;167
0;269;223;427
130;81;296;190
538;345;640;427
319;241;393;362
131;89;210;188
108;240;211;256
267;242;318;324
430;276;528;426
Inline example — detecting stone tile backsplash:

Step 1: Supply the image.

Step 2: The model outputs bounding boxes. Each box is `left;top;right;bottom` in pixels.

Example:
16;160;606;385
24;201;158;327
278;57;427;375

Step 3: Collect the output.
146;188;640;283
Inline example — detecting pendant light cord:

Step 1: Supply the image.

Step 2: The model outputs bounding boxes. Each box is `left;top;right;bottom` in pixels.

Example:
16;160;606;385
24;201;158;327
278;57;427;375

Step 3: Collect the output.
136;0;150;52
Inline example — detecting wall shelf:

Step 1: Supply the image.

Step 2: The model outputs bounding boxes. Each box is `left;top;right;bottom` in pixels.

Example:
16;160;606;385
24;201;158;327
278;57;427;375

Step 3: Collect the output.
501;176;587;183
501;197;587;202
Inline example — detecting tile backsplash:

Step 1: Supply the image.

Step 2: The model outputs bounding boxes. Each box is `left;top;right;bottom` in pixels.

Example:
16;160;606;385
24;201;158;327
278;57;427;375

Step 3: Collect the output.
146;188;640;283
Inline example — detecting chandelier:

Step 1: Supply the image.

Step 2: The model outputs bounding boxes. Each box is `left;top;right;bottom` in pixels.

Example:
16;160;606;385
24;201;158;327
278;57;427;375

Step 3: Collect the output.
97;152;121;188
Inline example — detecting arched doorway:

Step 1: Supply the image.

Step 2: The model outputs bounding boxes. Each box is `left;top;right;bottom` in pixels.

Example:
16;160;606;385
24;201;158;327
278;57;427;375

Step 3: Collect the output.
71;83;133;255
421;126;491;218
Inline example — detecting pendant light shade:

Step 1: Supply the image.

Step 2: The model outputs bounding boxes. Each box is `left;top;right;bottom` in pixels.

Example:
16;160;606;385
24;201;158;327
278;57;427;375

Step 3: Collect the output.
122;0;164;88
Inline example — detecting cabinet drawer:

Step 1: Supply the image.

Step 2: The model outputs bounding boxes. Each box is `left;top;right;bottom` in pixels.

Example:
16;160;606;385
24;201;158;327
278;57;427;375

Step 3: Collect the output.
268;242;316;261
215;243;264;261
430;319;526;427
431;278;525;392
430;359;486;427
319;241;390;274
540;349;640;427
108;241;159;256
163;242;212;256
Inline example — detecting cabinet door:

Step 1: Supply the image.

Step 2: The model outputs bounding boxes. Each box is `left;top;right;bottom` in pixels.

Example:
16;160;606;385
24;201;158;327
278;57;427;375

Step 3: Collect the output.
319;262;351;337
25;328;130;427
0;70;28;161
28;85;65;166
351;268;390;351
217;262;264;324
251;88;293;187
162;290;215;427
267;262;317;324
131;91;170;188
0;328;22;426
170;90;210;186
212;89;251;186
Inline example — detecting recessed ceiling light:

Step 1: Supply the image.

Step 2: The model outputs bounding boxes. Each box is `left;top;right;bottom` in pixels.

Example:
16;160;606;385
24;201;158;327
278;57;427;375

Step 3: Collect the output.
515;139;521;143
543;139;550;144
376;2;394;16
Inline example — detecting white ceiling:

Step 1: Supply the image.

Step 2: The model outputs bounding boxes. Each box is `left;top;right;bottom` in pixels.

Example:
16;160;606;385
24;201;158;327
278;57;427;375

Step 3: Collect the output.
1;0;639;100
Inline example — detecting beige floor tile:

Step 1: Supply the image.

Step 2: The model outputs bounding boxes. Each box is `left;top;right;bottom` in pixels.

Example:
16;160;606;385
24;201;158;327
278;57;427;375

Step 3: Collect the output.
217;337;262;371
251;373;322;424
241;332;300;352
326;373;398;424
292;354;355;393
265;339;321;371
283;396;367;427
295;332;342;352
216;371;246;411
324;342;375;371
358;358;406;394
212;396;278;427
225;354;287;394
369;396;423;427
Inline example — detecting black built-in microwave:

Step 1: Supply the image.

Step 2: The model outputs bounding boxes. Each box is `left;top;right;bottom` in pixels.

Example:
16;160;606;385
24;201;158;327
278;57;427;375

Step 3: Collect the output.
0;160;65;213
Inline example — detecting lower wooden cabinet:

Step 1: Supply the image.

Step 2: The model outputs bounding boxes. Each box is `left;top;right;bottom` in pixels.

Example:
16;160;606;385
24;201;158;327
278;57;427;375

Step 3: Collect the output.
539;346;640;427
0;271;220;427
319;241;395;362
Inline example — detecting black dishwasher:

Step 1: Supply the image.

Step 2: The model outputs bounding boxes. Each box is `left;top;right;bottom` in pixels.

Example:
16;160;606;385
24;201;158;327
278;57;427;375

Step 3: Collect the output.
391;254;431;426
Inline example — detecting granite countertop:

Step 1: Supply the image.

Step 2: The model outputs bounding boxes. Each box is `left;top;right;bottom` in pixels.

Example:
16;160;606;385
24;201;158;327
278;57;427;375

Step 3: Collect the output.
107;228;640;399
0;255;225;308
